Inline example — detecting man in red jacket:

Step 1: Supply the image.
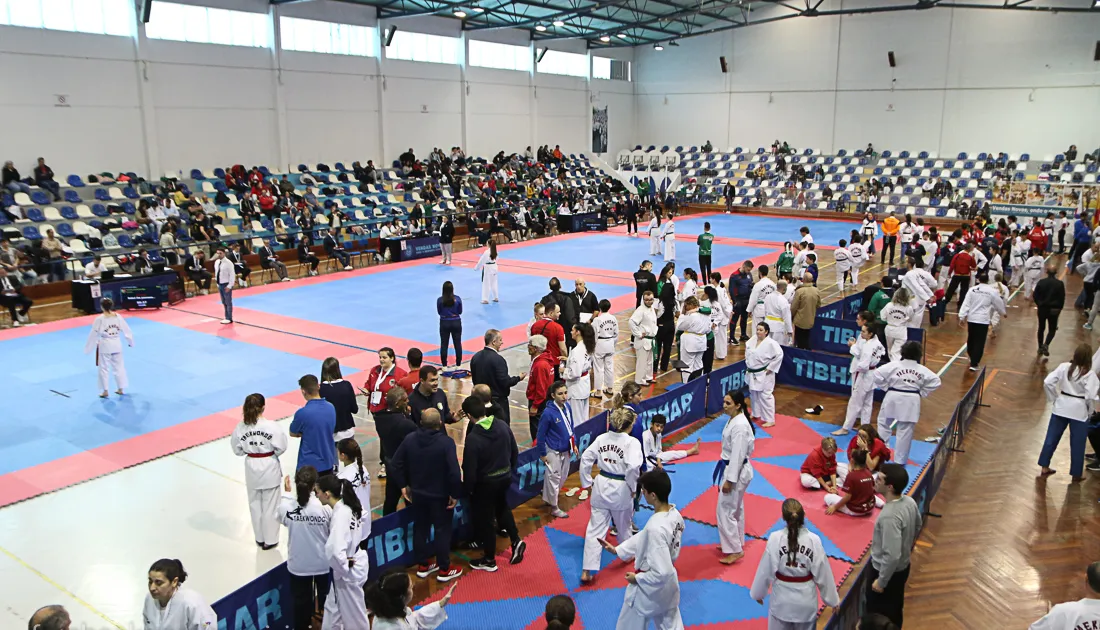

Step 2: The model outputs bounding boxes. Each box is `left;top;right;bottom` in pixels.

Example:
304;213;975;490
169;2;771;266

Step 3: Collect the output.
943;241;977;307
526;335;557;444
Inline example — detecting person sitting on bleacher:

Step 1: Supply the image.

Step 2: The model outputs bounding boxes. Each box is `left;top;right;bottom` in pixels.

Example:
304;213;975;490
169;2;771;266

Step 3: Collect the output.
323;228;352;271
184;249;211;295
296;238;320;276
257;241;289;282
190;210;217;245
227;242;251;287
0;267;33;326
33;157;62;202
0;239;37;286
133;248;154;275
400;148;416;168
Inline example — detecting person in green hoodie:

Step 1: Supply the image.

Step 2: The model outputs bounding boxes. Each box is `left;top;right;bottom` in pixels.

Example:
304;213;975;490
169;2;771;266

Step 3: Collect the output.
867;276;894;320
697;222;715;279
776;241;795;280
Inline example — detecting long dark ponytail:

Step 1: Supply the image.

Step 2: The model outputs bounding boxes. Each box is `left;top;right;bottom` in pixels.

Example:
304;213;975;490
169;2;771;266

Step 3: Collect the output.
364;570;412;620
725;390;755;436
782;498;805;566
317;475;362;520
337;438;366;485
295;465;318;507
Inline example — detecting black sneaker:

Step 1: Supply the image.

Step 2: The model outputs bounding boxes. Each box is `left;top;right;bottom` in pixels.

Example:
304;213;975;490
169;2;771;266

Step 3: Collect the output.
731;338;740;346
1086;453;1098;461
1043;345;1050;357
470;557;498;572
1087;462;1100;472
510;540;527;565
740;335;750;342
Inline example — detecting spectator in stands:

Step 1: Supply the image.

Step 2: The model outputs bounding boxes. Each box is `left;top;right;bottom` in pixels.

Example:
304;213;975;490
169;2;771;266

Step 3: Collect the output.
400;148;416;168
0;267;33;326
258;240;290;282
28;605;71;630
158;224;179;265
41;228;65;282
865;143;875;158
2;161;30;195
227;242;251;287
184;249;211;295
0;239;36;285
33;157;62;201
1065;145;1078;162
323;228;352;271
702;140;713;152
189;210;216;244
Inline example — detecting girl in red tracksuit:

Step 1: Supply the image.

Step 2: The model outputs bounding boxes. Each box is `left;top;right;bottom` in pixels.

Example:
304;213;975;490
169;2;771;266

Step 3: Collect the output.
363;346;406;478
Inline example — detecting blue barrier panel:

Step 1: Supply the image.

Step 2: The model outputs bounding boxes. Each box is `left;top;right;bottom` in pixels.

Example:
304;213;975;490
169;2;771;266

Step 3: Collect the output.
505;410;608;507
635;375;709;435
812;317;924;356
816;293;863;321
706;360;748;415
212;563;290;630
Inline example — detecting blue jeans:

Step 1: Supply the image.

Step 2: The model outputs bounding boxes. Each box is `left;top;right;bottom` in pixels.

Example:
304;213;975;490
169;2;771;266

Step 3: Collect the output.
1038;413;1089;478
439;319;462;367
218;283;233;321
5;181;31;195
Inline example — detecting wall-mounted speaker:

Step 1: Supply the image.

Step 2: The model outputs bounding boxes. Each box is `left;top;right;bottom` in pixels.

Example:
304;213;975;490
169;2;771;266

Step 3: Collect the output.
141;0;153;23
888;51;896;68
384;25;398;47
719;56;728;73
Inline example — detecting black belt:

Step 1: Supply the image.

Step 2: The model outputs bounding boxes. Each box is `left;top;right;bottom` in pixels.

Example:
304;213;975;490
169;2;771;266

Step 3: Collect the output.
1060;391;1085;399
598;336;616;339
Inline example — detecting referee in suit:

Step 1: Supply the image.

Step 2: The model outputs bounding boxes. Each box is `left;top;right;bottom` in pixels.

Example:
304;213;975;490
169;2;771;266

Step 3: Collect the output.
470;329;526;425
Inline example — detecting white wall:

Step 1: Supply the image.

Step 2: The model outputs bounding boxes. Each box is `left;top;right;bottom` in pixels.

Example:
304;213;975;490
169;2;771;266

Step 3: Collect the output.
0;5;636;178
634;2;1100;157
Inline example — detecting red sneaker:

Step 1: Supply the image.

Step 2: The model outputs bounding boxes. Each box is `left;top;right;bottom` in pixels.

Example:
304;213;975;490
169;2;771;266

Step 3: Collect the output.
415;563;439;578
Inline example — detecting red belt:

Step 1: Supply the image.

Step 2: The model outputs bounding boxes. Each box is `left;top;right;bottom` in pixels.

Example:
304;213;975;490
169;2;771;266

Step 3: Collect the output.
247;452;275;458
775;573;813;583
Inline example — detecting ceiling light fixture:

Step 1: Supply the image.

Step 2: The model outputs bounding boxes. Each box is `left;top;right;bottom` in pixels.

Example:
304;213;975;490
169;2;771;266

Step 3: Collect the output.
617;33;627;38
553;20;565;27
654;43;663;51
600;35;610;42
454;10;467;17
472;6;484;11
535;24;547;31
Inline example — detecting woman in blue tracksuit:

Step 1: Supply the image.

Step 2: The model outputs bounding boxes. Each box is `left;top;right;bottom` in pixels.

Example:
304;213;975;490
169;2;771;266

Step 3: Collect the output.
536;381;577;519
437;280;463;367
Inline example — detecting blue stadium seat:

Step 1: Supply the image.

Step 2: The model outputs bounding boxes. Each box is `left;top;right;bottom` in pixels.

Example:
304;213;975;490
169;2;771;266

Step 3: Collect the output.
881;150;892;158
25;208;45;222
121;202;135;214
61;206;78;220
259;166;271;177
123;187;139;199
190;169;204;180
95;189;110;201
1014;172;1025;181
929;198;940;207
675;146;684;152
117;234;135;249
978;152;989;161
334;163;348;172
956;152;968;160
899;151;910;158
214;168;226;178
31;191;50;205
837;149;848;157
874;167;884;176
918;151;929;159
963;161;975;169
57;223;75;238
905;159;916;168
64;190;81;203
931;169;942;177
214;181;228;192
66;174;85;187
298;164;309;173
1020;153;1030;162
22;226;41;240
92;204;109;217
887;159;897;167
1040;163;1051;172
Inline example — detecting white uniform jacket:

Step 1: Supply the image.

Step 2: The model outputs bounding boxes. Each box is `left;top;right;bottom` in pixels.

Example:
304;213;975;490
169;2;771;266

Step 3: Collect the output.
371;603;449;630
615;507;685;618
278;494;332;576
579;431;644;511
958;283;1006;325
720;413;755;486
143;588;216;630
873;359;942;422
84;314;134;355
230;418;288;491
1043;362;1100;422
564;344;593;399
745;336;784;392
749;528;840;623
748;278;778;320
327;500;369;584
593;312;619;356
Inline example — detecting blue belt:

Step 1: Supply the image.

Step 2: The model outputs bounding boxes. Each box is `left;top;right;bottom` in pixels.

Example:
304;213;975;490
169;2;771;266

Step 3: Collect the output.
887;388;920;395
599;470;626;481
712;458;749;485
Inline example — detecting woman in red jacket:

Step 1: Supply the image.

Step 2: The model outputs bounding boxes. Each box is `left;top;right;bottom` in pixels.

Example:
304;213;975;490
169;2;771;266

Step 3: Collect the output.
362;347;406;478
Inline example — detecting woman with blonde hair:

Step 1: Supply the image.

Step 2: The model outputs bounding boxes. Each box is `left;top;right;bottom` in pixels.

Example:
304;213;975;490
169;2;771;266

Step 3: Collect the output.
231;393;288;550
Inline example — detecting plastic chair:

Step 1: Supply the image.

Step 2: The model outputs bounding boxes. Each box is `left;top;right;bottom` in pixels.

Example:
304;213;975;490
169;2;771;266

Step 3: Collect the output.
66;174;85;187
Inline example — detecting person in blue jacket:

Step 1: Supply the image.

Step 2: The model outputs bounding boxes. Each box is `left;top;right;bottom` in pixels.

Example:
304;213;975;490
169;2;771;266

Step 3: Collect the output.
536;381;577;519
1069;215;1092;273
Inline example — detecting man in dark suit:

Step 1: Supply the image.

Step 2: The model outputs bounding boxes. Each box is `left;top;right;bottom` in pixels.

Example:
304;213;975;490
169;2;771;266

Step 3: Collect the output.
542;277;577;349
0;268;32;325
322;228;351;270
257;241;289;282
227;242;252;287
470;329;526;425
183;249;211;294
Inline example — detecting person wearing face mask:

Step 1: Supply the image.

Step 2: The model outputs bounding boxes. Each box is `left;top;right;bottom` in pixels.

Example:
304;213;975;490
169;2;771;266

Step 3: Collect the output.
142;559;216;630
364;570;455;630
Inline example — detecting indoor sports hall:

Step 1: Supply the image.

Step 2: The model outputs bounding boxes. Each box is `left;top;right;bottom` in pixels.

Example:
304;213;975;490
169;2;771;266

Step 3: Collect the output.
0;1;1097;629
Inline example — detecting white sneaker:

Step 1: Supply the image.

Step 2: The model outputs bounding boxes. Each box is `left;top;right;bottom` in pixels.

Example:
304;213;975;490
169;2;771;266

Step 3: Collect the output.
220;319;231;324
281;277;291;282
11;320;20;327
551;508;569;518
343;265;353;271
201;290;209;295
578;490;589;501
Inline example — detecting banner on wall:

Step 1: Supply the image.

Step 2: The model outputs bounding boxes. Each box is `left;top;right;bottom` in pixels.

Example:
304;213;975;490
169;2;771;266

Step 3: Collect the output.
811;317;923;356
592;106;608;154
706;360;748;416
212;564;291;630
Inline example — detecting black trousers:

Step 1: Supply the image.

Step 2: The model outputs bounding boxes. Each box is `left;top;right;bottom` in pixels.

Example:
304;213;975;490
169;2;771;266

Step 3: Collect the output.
865;563;911;628
794;326;812;350
966;322;989;367
529;398;547;443
881;235;897;265
730;298;750;339
655;321;675;371
0;293;32;319
471;476;519;561
698;255;712;280
382;459;404;515
492;394;511;424
944;275;971;307
188;269;211;291
289;573;330;630
626;214;638;234
412;494;453;570
702;336;715;374
1037;307;1060;348
439;319;462;367
1057;229;1066;253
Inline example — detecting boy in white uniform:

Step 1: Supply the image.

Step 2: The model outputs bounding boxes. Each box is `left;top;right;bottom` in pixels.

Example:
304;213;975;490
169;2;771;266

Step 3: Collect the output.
600;469;686;630
662;219;677;262
900;258;936;327
84;297;134;398
749;499;839;630
642;414;701;469
873;341;942;465
835;324;886;435
710;274;733;359
849;237;867;286
834;239;853;292
579;408;644;584
630;292;659;385
747;265;777;332
763;280;793;345
648;213;662;256
1029;562;1100;629
592;298;619;397
1023;249;1045;301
